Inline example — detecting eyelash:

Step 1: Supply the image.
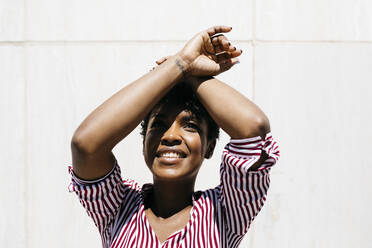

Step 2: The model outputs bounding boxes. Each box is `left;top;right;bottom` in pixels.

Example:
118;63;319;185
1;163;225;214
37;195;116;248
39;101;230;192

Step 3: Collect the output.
184;122;200;131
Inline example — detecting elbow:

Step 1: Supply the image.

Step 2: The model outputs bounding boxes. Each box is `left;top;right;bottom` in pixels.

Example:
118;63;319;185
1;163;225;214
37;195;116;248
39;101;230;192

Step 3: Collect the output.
243;116;271;140
71;134;88;155
258;115;270;132
71;131;96;155
255;116;271;139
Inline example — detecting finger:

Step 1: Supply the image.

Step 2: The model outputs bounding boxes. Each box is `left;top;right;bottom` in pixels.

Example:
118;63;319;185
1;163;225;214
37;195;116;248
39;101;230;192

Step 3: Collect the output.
219;36;231;50
156;56;171;65
156;58;165;65
218;61;233;73
211;35;221;46
155;59;165;65
206;25;232;37
215;45;237;54
211;34;229;48
214;46;224;54
211;36;223;53
216;49;243;63
202;33;216;55
211;35;237;53
210;33;225;40
229;49;243;58
218;58;240;73
216;52;231;63
202;26;231;56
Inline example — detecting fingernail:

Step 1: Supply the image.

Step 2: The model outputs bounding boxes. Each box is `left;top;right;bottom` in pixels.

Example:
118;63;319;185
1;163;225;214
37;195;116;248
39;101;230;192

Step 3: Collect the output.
235;61;240;65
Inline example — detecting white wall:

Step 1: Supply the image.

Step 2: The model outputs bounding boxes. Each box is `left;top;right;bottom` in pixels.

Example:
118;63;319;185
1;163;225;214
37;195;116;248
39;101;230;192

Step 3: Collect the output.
1;0;371;247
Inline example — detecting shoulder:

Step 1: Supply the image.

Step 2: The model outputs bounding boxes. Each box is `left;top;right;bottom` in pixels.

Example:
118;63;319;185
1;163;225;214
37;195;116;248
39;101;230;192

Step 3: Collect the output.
193;187;223;207
122;178;142;192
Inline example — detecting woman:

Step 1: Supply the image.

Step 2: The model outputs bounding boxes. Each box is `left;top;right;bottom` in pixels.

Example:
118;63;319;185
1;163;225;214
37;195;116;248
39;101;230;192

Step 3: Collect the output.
69;25;280;247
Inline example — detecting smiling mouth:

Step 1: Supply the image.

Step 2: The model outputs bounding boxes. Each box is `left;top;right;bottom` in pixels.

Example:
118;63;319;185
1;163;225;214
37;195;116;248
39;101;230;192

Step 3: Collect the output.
156;151;186;158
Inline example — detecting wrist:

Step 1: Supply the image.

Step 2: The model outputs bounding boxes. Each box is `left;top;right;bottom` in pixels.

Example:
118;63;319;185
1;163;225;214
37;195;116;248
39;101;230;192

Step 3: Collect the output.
174;53;192;78
176;51;194;65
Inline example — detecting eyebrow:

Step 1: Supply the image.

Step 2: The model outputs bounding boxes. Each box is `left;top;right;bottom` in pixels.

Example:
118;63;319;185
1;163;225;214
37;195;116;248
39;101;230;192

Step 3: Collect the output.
151;112;201;124
180;115;200;124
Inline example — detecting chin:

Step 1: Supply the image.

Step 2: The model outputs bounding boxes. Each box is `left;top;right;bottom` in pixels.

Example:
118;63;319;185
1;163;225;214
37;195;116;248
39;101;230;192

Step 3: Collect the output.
152;166;185;180
147;157;202;182
153;166;201;183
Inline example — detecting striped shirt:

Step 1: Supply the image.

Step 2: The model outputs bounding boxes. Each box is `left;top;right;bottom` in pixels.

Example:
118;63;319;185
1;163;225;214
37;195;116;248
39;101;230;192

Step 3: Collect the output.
68;132;279;248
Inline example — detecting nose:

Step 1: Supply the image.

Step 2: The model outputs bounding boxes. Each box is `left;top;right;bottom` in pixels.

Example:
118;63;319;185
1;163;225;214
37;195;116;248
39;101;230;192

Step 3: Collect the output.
161;123;182;146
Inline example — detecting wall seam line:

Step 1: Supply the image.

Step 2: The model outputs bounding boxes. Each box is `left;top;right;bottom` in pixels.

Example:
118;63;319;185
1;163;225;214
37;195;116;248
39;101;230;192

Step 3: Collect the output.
23;0;29;246
252;0;256;102
249;0;257;246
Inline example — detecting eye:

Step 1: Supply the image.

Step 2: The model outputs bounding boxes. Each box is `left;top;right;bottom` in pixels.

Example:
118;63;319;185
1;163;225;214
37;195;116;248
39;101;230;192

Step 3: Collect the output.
184;122;200;131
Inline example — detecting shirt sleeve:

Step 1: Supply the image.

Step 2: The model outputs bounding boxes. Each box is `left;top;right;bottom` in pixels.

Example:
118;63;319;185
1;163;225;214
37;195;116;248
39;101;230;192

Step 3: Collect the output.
68;158;134;234
219;132;280;236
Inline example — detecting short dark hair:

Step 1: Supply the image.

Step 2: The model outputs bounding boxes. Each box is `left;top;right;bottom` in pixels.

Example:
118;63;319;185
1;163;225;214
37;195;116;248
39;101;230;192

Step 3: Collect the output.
140;82;219;142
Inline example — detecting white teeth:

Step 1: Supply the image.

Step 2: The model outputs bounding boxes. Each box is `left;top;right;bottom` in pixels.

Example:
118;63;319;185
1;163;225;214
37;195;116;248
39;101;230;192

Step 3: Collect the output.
159;152;182;158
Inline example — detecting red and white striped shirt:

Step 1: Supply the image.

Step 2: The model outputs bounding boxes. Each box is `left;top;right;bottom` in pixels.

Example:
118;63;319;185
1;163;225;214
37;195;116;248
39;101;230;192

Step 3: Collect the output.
68;132;279;248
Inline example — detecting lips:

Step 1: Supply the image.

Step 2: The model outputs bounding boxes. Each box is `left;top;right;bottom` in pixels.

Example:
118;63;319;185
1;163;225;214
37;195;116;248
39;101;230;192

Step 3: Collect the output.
155;148;187;158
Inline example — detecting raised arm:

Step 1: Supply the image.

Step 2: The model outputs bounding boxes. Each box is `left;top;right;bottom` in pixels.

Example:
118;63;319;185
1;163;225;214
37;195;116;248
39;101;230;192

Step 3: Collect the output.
156;34;269;140
192;34;270;139
71;55;186;180
186;34;271;171
187;37;277;237
155;33;271;168
71;26;240;180
189;76;270;140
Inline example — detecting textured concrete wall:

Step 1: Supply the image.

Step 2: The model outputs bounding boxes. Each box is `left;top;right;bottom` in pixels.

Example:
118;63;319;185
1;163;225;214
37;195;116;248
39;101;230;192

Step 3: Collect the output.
1;0;371;247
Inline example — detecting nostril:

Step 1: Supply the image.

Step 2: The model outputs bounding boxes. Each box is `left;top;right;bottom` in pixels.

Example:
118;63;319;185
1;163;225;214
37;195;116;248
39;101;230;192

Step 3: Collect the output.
161;138;182;146
160;125;183;145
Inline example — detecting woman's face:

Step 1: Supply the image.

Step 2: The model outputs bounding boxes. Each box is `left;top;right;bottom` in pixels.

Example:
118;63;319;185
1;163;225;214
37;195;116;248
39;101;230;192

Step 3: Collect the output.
143;104;212;182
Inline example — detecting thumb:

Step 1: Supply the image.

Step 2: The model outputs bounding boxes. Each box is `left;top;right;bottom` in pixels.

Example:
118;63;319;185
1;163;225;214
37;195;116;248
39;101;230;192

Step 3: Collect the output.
218;58;240;73
156;56;171;65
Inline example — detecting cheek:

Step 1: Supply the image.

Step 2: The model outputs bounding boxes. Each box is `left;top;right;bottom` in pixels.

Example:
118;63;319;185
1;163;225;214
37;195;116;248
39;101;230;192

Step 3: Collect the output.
145;131;161;146
144;133;161;160
184;134;204;156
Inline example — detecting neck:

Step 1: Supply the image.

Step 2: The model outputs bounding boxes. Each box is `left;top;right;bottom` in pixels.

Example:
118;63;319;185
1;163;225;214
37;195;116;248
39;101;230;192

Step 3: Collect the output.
150;178;195;218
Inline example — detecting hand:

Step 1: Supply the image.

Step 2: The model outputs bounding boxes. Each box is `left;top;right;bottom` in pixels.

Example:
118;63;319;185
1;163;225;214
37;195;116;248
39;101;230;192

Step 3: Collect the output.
173;25;242;76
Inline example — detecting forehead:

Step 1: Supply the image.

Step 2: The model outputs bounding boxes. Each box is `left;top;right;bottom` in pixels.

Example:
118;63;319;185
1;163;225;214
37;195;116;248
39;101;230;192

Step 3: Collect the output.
149;104;204;123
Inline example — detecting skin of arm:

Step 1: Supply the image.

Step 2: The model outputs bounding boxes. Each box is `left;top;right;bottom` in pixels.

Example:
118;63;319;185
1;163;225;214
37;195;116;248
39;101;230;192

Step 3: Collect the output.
71;55;188;180
155;34;270;140
188;76;271;140
71;26;239;180
155;32;271;170
189;76;271;171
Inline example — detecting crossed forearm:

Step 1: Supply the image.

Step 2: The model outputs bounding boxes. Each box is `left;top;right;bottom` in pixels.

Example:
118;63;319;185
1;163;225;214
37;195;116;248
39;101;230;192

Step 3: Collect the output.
72;55;188;154
188;76;270;140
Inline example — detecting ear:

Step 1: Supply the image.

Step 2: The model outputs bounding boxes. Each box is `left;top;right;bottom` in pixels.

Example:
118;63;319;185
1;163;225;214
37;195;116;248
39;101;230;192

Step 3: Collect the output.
205;140;216;159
